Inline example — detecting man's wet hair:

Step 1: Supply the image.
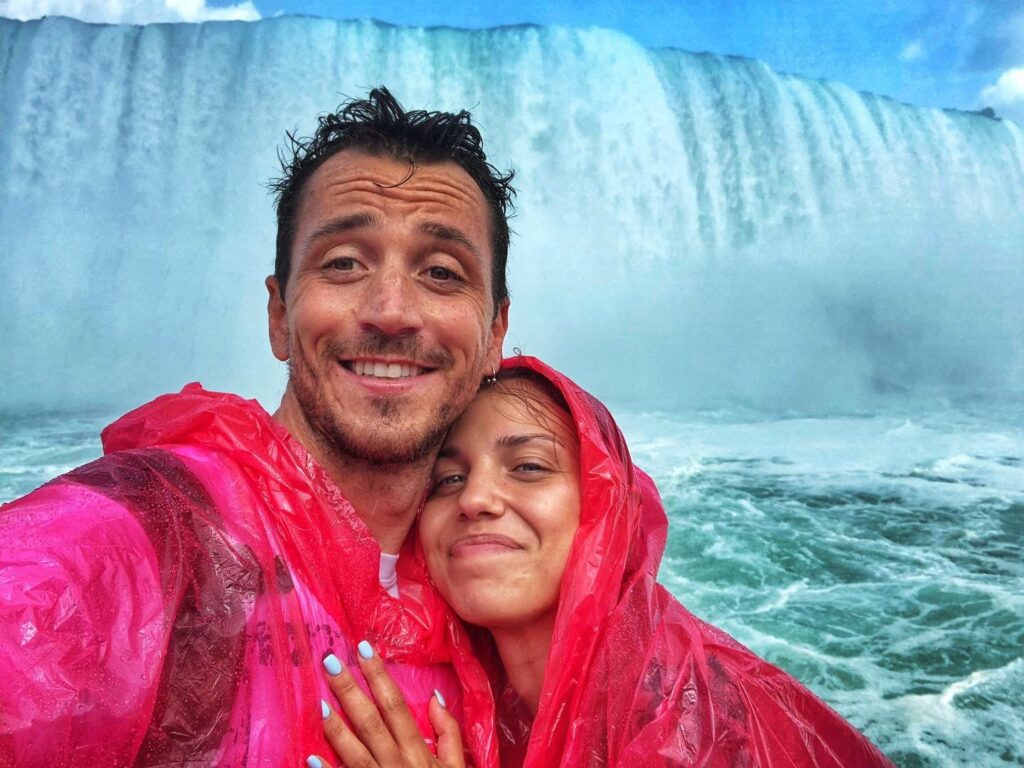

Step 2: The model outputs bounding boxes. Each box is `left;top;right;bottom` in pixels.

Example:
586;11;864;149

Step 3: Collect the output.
269;87;515;312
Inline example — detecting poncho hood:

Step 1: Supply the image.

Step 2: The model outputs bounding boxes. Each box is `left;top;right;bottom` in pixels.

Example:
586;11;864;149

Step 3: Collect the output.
484;357;893;768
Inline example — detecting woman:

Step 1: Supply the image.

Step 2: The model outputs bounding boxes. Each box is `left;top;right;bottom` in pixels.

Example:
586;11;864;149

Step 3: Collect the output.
311;357;894;767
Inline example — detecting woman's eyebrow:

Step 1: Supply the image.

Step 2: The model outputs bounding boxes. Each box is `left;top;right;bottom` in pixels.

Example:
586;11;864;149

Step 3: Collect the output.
436;445;462;460
495;433;555;449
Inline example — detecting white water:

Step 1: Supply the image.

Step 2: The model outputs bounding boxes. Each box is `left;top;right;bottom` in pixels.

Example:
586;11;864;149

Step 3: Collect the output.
1;16;1022;412
3;403;1022;767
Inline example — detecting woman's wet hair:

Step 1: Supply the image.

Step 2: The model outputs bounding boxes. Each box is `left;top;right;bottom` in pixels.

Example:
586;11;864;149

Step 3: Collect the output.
484;368;575;440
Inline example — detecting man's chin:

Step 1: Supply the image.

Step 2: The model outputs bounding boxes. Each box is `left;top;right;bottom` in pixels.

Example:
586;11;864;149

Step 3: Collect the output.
314;417;449;466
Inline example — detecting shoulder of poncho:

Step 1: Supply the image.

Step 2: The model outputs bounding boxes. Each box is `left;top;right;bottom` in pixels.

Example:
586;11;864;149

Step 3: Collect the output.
101;383;279;456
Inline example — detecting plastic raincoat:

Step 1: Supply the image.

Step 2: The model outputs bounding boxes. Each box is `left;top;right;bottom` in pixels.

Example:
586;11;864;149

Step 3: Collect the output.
450;356;895;767
0;384;497;767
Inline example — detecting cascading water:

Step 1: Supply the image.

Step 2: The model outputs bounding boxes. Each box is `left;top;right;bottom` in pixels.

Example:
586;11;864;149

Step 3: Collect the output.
1;15;1021;411
1;15;1022;768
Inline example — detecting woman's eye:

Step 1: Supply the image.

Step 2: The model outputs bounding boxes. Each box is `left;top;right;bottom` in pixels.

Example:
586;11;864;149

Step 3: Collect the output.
514;462;549;474
431;473;465;494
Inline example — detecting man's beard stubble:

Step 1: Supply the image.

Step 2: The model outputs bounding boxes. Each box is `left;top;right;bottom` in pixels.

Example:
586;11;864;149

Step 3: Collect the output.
287;334;474;466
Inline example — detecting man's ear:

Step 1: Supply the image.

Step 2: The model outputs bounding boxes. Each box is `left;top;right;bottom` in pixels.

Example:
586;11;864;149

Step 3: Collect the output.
486;299;510;372
266;275;290;362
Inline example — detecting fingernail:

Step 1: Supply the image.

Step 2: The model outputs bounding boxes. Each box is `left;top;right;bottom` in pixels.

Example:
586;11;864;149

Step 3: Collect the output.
357;640;374;660
306;757;323;768
434;688;447;708
322;654;343;676
320;698;330;720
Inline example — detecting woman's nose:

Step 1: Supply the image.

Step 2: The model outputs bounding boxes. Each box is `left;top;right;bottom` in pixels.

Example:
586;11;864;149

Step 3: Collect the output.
456;469;505;520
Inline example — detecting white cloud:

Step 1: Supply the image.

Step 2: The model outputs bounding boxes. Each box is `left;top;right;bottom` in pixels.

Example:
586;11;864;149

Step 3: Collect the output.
0;0;260;23
900;40;926;62
980;67;1024;124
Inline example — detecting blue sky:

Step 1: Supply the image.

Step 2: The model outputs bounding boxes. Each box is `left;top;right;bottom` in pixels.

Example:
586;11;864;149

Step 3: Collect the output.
256;0;1024;118
3;0;1023;120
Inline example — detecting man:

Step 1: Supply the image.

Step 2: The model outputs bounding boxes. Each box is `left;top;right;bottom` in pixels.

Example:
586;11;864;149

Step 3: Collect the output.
0;88;510;767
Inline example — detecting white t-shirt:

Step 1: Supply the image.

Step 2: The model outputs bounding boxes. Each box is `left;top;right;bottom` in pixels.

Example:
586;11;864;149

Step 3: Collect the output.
379;551;400;598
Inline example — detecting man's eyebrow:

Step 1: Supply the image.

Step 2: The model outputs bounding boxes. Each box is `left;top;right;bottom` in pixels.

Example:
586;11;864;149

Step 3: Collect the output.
417;221;484;266
302;212;380;252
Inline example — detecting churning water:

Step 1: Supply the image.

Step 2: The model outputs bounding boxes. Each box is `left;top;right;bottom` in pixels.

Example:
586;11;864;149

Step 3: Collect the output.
2;403;1022;767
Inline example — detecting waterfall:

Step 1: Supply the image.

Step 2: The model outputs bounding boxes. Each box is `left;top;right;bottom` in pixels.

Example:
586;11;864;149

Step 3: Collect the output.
2;15;1022;412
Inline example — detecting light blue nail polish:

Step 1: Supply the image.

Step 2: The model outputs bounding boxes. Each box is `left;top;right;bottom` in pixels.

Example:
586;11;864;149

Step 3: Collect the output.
357;640;374;660
320;699;330;720
306;757;323;768
322;654;343;676
433;688;447;708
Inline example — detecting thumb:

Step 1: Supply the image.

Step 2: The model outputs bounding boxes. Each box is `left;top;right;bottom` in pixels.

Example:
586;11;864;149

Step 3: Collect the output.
429;690;465;768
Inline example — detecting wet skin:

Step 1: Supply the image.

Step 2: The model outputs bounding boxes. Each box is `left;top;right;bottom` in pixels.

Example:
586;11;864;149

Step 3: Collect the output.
418;384;582;632
312;385;583;765
268;150;509;465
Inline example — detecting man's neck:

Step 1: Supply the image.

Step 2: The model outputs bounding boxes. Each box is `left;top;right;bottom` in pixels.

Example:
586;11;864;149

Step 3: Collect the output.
272;396;431;554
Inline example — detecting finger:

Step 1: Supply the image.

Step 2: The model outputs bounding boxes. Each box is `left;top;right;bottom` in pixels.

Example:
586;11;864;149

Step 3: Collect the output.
319;698;378;768
353;640;425;751
322;652;399;766
428;690;466;768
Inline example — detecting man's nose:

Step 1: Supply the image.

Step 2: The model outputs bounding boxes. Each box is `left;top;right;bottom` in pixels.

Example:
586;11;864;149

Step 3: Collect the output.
357;265;424;336
457;469;505;521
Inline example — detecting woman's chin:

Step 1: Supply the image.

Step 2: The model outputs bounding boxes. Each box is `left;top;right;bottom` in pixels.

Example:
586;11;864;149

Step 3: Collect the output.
445;594;507;630
445;589;556;634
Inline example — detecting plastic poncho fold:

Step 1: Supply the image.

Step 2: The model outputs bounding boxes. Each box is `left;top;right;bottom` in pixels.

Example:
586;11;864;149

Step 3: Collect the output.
0;384;498;767
455;357;895;767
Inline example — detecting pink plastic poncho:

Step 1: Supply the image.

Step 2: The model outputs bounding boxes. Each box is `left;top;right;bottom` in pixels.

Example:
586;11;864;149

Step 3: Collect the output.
448;357;896;768
0;385;498;767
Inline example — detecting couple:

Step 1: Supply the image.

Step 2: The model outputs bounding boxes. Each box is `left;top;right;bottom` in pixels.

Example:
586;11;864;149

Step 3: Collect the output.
310;358;895;768
0;88;891;767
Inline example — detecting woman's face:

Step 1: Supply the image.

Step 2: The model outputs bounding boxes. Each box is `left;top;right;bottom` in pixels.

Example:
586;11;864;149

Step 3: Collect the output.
418;382;581;631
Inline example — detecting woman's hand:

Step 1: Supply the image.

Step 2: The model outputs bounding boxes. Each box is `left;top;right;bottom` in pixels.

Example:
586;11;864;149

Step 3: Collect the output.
306;641;466;768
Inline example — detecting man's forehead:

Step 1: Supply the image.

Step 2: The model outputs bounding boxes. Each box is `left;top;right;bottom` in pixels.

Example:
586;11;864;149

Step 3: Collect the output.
293;150;498;292
301;150;488;214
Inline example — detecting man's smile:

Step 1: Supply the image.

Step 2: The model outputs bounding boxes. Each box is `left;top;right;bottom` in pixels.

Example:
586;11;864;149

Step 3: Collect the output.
343;358;433;379
333;355;442;395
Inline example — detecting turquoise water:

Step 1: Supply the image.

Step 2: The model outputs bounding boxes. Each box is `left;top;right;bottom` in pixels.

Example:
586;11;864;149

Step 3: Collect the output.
622;404;1024;767
2;404;1022;766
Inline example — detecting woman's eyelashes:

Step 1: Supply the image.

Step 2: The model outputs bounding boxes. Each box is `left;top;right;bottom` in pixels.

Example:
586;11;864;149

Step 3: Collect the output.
431;471;465;494
511;459;556;476
429;457;560;496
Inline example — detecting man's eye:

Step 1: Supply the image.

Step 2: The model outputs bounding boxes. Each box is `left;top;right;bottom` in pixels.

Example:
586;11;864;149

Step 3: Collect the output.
427;266;461;282
326;257;357;271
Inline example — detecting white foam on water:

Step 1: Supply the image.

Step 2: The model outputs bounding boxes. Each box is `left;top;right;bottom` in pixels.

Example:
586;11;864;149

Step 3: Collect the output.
622;404;1024;766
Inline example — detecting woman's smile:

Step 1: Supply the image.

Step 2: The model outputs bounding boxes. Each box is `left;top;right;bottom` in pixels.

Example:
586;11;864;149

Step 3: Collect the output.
449;533;523;558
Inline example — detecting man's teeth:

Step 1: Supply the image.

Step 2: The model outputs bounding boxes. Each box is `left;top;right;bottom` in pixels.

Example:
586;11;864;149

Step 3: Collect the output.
351;360;423;379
